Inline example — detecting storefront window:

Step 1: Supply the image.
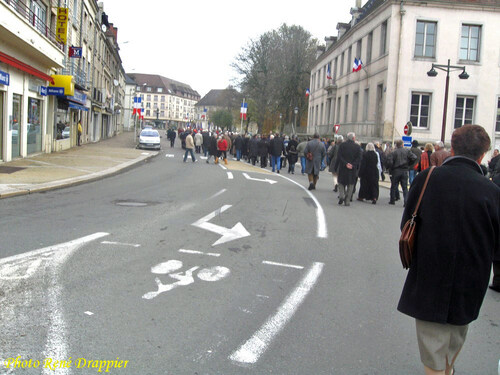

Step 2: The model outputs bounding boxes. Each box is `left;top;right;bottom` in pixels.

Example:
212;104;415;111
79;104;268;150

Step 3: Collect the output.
12;94;21;158
27;97;42;154
0;91;3;160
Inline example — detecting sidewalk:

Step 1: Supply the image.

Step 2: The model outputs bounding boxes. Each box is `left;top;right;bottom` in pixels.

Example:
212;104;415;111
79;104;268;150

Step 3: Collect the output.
0;131;159;199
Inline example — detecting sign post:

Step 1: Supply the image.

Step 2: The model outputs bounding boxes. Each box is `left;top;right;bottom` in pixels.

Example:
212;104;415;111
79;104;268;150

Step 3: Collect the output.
334;124;340;134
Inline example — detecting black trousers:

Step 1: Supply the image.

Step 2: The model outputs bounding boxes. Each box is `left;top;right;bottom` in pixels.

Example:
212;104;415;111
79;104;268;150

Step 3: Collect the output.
390;169;408;203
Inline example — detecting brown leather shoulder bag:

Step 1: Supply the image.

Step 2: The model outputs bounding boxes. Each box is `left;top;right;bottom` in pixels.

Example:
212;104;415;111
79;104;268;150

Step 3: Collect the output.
399;166;435;269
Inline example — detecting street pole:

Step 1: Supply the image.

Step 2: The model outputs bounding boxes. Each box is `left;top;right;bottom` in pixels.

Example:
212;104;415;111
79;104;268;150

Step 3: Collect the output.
440;61;451;143
240;98;245;133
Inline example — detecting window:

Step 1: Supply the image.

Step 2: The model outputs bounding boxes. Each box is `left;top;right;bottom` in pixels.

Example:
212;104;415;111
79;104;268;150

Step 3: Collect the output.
380;20;388;55
333;57;338;80
460;25;480;62
320;103;324;124
336;97;341;123
146;95;151;101
356;39;362;61
344;94;349;123
454;96;475;128
496;98;500;132
154;95;158;101
146;102;151;108
352;92;359;123
366;32;373;63
410;93;431;128
157;88;163;93
347;46;352;74
415;21;436;58
146;87;152;92
161;111;165;117
363;88;369;121
340;52;345;76
161;96;165;102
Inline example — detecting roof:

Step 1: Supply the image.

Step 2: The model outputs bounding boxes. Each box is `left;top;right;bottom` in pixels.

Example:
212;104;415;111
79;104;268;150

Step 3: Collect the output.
195;88;242;108
124;74;136;85
196;89;226;107
127;73;200;99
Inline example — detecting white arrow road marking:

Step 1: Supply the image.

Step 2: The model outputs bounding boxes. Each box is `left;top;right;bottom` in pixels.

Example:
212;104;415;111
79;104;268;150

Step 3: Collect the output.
192;205;250;246
165;154;175;158
242;173;277;185
229;262;324;365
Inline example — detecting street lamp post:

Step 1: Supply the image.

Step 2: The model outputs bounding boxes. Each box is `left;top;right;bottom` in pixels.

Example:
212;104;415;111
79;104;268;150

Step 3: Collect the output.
279;113;283;133
427;59;469;143
293;107;298;136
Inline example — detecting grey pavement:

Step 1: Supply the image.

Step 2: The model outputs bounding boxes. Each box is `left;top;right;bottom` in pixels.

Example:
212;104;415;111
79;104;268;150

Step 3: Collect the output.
0;131;159;199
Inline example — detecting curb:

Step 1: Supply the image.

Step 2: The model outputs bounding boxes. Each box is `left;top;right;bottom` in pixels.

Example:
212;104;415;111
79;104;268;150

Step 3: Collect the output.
0;151;159;199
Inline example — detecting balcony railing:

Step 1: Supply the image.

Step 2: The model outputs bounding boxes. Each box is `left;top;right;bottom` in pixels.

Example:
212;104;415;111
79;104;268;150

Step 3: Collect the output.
62;60;87;88
3;0;64;51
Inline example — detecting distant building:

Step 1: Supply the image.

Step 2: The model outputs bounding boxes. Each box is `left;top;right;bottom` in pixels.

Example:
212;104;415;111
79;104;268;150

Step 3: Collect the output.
194;88;243;130
127;73;200;128
308;0;500;153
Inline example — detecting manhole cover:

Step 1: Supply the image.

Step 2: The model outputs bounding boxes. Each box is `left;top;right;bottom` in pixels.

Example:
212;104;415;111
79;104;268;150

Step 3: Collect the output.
115;201;148;207
0;166;26;174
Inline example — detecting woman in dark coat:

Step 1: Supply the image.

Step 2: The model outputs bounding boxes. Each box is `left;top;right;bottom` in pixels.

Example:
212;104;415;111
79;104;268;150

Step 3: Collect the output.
206;134;218;164
357;142;380;204
286;136;299;174
397;125;500;375
248;135;259;165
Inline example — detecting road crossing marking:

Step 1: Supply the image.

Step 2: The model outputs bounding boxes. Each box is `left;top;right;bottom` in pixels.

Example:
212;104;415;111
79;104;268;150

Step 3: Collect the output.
101;241;141;248
229;262;324;364
209;189;227;199
178;249;221;257
227;172;234;179
262;260;304;269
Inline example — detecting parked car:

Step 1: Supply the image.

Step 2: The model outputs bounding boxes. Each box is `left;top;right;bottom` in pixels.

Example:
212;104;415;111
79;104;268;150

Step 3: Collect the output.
138;128;161;150
62;126;70;139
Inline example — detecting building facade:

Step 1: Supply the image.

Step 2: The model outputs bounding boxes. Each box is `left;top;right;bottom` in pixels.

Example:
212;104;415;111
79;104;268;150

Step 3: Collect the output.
0;0;126;162
308;0;500;153
127;73;200;129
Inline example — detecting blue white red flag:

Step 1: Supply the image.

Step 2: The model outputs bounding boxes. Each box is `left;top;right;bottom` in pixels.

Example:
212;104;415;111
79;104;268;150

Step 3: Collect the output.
240;102;248;120
327;63;332;80
305;88;310;98
352;58;363;72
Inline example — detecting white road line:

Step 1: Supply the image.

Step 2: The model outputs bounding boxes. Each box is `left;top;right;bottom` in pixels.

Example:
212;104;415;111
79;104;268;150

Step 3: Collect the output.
178;249;221;257
218;164;227;170
84;311;94;316
227;172;234;179
101;241;141;248
229;262;324;364
209;188;227;199
277;174;328;239
165;154;175;158
262;260;304;270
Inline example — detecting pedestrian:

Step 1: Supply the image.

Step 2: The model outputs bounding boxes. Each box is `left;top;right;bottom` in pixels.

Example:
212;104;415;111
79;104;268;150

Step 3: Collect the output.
167;128;176;147
328;135;343;192
374;141;386;181
409;140;422;185
304;133;326;190
488;148;499;178
234;133;244;161
206;133;218;164
194;130;203;154
183;130;196;162
202;130;211;156
297;138;308;175
269;133;285;173
286;136;298;174
217;135;228;165
77;120;82;146
397;124;500;375
258;135;270;168
419;143;434;172
357;143;380;204
334;132;362;205
386;139;417;206
248;134;259;166
430;141;451;167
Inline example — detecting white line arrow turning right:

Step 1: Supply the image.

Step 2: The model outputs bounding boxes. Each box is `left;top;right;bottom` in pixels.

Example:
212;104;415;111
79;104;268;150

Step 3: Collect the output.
242;173;277;184
192;205;250;246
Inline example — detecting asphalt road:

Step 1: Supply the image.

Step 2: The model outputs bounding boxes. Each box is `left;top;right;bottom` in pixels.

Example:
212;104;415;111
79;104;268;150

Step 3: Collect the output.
0;138;498;375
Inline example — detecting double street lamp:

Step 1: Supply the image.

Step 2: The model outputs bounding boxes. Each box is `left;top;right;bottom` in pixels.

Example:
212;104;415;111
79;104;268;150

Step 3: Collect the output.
427;59;469;142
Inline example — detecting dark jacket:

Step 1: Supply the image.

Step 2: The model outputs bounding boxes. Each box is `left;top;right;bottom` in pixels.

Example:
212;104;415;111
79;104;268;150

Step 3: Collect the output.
387;147;417;172
409;146;422;170
249;137;259;158
234;136;244;150
304;139;326;175
202;132;211;147
209;137;218;156
269;136;285;157
334;140;362;185
398;156;500;325
258;138;270;157
286;139;299;164
358;150;380;200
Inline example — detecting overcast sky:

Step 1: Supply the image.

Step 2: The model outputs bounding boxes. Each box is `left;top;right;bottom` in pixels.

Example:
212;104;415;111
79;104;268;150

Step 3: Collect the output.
102;0;364;97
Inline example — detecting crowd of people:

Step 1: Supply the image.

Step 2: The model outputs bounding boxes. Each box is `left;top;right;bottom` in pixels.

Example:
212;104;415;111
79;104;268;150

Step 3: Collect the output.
167;125;499;375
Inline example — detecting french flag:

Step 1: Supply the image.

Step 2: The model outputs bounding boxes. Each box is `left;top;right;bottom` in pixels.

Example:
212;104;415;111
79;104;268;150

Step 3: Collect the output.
133;96;142;115
327;63;332;80
352;58;363;72
305;88;310;98
240;102;248;120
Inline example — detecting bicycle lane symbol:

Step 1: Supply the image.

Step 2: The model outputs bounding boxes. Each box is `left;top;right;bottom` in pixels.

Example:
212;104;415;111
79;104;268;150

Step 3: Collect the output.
142;260;230;300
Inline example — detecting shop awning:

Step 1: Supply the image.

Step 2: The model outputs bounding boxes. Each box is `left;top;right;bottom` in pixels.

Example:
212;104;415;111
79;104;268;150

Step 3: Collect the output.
0;51;54;84
68;102;89;111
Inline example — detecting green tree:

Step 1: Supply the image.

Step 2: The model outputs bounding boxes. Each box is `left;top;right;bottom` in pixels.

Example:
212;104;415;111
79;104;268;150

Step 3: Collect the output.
212;109;233;131
232;24;317;134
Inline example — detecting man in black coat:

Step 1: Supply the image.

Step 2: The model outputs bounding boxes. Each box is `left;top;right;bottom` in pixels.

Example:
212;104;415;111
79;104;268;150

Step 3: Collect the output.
333;132;362;206
269;133;285;173
387;140;417;206
234;134;244;161
397;125;500;375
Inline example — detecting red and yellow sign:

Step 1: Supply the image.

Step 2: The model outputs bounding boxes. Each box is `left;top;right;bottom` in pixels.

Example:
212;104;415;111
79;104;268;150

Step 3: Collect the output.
56;8;68;44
